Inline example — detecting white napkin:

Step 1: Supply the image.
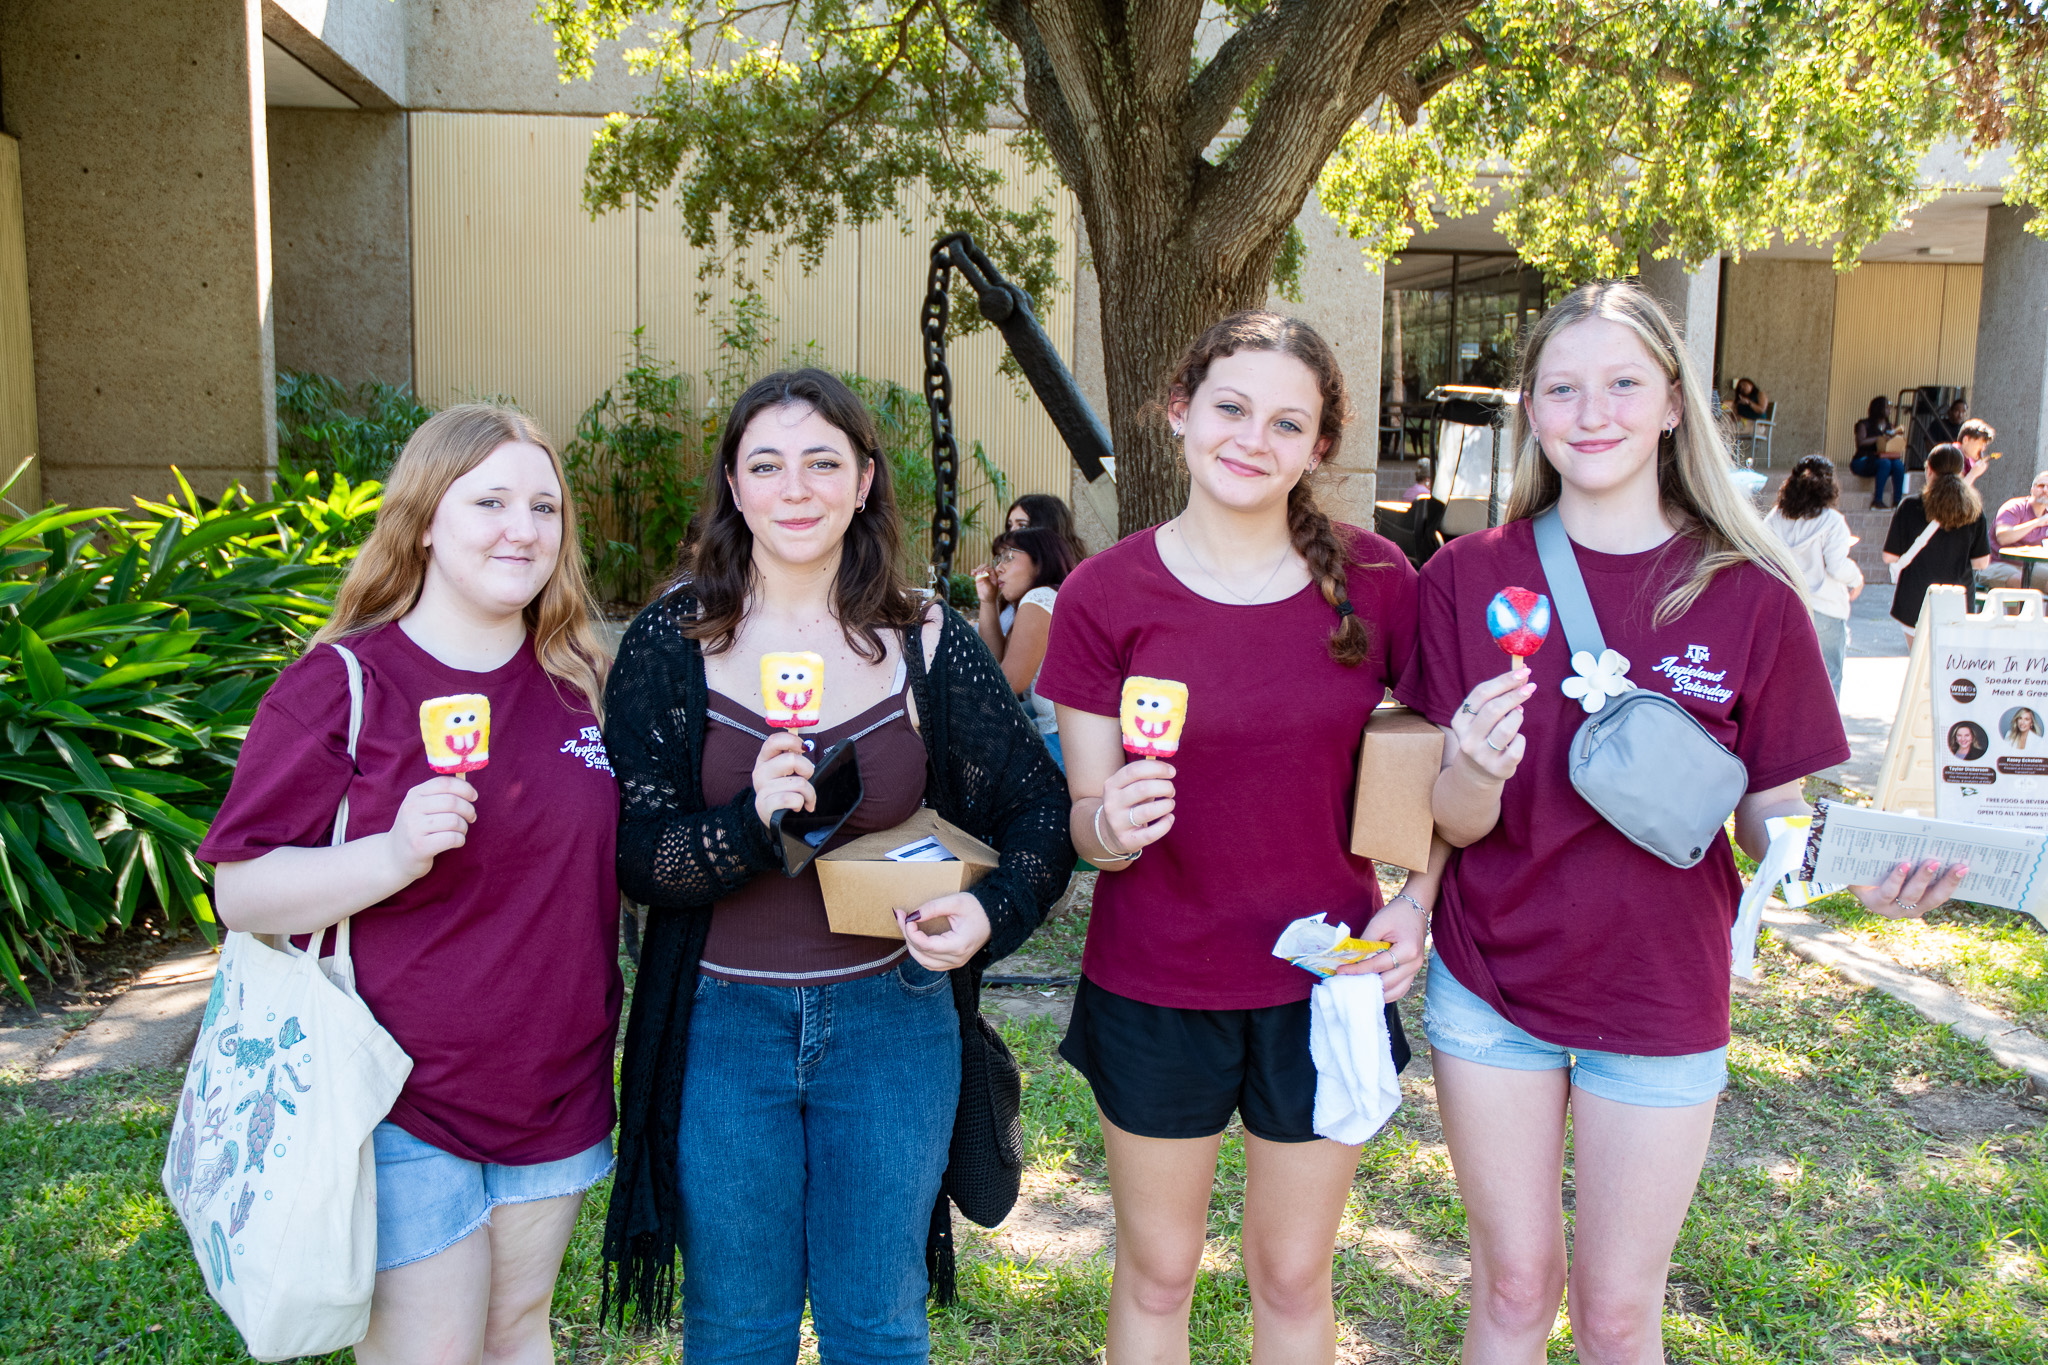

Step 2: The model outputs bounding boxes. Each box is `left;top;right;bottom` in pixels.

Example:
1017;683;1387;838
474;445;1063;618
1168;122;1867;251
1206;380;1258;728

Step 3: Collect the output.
1308;972;1402;1145
1731;823;1808;980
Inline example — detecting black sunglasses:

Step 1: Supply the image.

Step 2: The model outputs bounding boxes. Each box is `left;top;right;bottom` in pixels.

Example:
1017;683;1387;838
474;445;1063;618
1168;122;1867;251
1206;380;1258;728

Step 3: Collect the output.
771;736;865;877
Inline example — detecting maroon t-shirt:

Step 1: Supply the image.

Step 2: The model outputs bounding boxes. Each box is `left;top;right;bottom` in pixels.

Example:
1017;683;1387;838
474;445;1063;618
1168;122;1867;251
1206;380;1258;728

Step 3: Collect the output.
198;623;622;1165
1036;525;1420;1010
1394;522;1850;1055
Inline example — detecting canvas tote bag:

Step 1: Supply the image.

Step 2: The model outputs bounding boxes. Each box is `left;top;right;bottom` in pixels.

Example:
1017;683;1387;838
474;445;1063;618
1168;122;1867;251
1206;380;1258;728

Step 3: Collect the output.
162;644;413;1360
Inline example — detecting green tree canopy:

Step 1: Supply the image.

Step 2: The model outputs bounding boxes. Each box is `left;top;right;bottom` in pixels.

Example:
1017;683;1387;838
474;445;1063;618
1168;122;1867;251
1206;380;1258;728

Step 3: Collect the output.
540;0;2048;530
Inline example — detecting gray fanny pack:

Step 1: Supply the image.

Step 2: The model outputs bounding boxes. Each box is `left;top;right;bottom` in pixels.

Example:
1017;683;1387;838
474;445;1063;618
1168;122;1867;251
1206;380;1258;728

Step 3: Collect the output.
1533;508;1748;868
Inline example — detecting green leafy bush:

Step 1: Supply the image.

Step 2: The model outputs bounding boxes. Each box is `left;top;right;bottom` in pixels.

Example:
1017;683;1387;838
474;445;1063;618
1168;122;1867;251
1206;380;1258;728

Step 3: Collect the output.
276;370;434;484
0;469;372;1000
562;331;707;605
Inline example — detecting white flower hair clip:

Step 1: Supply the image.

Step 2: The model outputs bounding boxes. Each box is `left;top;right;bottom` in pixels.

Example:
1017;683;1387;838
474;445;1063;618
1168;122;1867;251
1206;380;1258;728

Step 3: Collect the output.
1561;648;1634;714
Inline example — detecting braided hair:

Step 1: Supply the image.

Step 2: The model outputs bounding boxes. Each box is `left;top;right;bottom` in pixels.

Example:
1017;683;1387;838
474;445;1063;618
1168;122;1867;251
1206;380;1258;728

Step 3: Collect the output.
1166;311;1380;665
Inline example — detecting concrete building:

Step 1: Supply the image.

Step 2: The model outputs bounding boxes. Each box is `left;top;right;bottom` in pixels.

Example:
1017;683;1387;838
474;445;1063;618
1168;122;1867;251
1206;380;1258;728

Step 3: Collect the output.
0;1;2041;557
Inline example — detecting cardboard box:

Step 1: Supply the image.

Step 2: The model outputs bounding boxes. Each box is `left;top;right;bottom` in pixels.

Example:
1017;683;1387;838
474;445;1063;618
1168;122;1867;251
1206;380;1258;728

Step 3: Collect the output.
816;807;1000;939
1350;705;1442;871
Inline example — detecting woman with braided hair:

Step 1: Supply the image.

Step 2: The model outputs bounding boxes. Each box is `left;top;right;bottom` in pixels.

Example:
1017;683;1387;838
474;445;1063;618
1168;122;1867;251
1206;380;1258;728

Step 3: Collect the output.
1037;312;1442;1362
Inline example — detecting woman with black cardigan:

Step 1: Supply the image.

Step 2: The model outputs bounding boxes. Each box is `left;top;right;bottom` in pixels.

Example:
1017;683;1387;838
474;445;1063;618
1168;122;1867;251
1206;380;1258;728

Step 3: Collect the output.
598;369;1073;1358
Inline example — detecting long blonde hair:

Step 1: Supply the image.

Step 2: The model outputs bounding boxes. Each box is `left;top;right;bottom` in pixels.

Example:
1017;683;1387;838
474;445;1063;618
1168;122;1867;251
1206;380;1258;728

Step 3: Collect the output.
312;403;610;718
1505;280;1803;625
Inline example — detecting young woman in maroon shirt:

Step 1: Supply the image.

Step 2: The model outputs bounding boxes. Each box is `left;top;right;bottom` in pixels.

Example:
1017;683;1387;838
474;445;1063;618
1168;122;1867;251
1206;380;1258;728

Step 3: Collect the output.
202;405;619;1362
1038;313;1442;1363
1401;282;1967;1363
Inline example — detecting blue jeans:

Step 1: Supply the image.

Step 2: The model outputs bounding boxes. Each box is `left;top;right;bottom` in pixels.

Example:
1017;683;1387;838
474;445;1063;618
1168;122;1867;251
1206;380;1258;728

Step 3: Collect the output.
678;962;961;1365
1873;457;1904;506
1810;610;1847;697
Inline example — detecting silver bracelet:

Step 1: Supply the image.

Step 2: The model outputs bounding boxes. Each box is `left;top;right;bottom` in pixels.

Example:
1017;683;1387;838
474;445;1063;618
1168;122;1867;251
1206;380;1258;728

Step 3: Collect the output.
1386;891;1425;916
1091;803;1140;863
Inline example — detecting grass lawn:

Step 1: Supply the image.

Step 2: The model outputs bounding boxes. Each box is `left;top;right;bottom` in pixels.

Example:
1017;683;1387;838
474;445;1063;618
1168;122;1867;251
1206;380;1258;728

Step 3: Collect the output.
4;926;2043;1363
1794;893;2048;1037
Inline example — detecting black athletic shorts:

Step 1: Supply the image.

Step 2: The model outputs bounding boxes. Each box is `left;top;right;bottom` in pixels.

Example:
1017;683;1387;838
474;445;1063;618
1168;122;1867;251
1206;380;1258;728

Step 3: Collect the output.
1058;975;1411;1144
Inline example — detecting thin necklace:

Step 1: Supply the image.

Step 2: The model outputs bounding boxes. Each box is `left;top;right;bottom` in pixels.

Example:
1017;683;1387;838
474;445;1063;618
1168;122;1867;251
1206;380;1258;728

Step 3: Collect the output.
1169;518;1294;604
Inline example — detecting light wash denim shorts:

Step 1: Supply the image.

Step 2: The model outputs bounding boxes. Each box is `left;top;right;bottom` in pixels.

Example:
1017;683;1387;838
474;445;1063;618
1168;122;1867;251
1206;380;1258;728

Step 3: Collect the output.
1422;951;1727;1108
372;1122;614;1271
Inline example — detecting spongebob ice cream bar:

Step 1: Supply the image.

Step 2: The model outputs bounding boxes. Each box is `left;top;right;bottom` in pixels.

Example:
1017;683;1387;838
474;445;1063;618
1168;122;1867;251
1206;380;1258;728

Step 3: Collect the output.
761;651;826;729
1119;676;1189;760
420;694;491;774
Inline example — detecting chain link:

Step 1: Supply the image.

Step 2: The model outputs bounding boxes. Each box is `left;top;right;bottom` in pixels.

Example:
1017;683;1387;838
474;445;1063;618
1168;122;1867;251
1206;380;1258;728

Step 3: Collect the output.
922;245;962;591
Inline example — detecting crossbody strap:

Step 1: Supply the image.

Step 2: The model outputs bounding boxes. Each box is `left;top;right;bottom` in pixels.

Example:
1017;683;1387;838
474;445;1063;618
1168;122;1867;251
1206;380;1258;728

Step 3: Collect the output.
1891;519;1942;576
318;644;366;990
1532;506;1607;657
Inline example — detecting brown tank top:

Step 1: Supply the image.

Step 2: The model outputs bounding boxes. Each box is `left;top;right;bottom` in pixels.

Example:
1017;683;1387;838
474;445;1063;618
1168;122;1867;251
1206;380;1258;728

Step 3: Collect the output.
698;664;929;985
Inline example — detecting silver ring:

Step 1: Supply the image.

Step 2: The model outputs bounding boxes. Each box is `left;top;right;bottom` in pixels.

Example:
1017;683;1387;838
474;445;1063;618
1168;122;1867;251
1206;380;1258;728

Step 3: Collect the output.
1485;738;1507;752
1129;810;1142;830
1894;899;1917;912
1460;703;1478;716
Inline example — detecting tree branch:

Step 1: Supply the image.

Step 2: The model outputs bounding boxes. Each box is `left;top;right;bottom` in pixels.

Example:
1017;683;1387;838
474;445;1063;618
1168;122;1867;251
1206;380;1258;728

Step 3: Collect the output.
985;1;1095;213
1182;0;1312;159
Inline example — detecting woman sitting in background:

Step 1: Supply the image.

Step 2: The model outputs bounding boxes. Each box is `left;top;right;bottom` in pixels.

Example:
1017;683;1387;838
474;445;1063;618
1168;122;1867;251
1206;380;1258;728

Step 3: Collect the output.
1884;443;1991;639
1762;456;1862;697
1733;376;1770;420
974;524;1079;768
1853;395;1903;509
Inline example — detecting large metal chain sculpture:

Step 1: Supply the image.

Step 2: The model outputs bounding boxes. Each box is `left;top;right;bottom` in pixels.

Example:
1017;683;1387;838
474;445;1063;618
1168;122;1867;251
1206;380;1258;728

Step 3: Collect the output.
921;233;1113;586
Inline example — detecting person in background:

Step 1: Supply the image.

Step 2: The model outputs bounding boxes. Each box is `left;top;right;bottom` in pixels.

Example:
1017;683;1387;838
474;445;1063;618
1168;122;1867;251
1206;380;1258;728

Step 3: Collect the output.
1929;396;1969;446
1990;468;2048;588
1732;377;1770;421
1005;492;1091;565
1763;456;1863;696
1956;418;1995;487
1884;444;1992;639
975;524;1080;768
988;493;1090;634
1403;458;1434;503
1854;395;1903;509
202;405;621;1365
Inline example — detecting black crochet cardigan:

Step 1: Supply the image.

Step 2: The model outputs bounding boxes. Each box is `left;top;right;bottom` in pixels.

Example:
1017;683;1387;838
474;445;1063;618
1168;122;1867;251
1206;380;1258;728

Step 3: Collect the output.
598;587;1074;1326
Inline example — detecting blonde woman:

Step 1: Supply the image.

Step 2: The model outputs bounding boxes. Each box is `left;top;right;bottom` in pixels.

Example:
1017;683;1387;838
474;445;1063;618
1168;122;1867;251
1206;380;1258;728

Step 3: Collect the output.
200;405;619;1364
1397;282;1967;1363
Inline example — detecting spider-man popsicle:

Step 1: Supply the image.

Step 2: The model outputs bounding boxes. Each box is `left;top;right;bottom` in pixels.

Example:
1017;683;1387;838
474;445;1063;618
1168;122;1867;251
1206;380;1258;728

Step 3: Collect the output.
1485;587;1552;677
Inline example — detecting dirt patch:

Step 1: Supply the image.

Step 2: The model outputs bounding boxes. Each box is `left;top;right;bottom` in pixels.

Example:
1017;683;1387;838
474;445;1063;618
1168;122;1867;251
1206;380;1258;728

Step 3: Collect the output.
1895;1085;2044;1140
0;919;208;1030
978;1167;1115;1263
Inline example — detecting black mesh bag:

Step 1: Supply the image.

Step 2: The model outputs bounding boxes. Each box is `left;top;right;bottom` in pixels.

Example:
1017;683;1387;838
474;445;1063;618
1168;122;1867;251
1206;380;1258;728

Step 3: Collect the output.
925;965;1024;1304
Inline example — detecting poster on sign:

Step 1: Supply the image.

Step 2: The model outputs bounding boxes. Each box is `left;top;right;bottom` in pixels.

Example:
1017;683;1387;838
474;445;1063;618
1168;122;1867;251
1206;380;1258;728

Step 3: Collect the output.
1930;590;2048;831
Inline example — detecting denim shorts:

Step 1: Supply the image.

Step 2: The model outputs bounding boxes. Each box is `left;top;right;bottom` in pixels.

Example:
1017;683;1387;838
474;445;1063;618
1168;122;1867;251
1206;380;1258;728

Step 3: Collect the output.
1422;952;1726;1108
372;1122;615;1271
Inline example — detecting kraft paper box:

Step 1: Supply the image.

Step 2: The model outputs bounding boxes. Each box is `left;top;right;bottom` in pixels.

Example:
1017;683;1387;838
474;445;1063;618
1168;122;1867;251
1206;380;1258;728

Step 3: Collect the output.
1349;705;1440;871
816;808;1000;939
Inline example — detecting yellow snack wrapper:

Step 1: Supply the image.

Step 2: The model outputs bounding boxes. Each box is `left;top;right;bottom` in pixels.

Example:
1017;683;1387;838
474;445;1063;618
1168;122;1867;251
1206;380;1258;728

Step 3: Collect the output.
1270;912;1392;978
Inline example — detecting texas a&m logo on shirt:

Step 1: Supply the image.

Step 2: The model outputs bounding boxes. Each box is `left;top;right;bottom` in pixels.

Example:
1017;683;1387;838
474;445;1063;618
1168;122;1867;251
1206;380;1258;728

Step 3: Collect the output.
1652;643;1734;705
560;725;613;773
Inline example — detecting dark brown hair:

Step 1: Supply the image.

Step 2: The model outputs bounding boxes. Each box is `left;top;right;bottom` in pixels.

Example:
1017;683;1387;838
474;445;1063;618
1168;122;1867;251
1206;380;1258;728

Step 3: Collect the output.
1006;493;1088;566
682;368;922;661
1166;311;1378;666
1922;444;1984;531
990;525;1079;592
1774;455;1840;521
1959;418;1995;443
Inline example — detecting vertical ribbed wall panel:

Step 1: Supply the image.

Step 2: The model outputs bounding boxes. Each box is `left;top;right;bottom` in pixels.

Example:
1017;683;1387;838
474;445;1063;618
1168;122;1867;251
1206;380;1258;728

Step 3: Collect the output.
409;113;637;449
412;117;1079;570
